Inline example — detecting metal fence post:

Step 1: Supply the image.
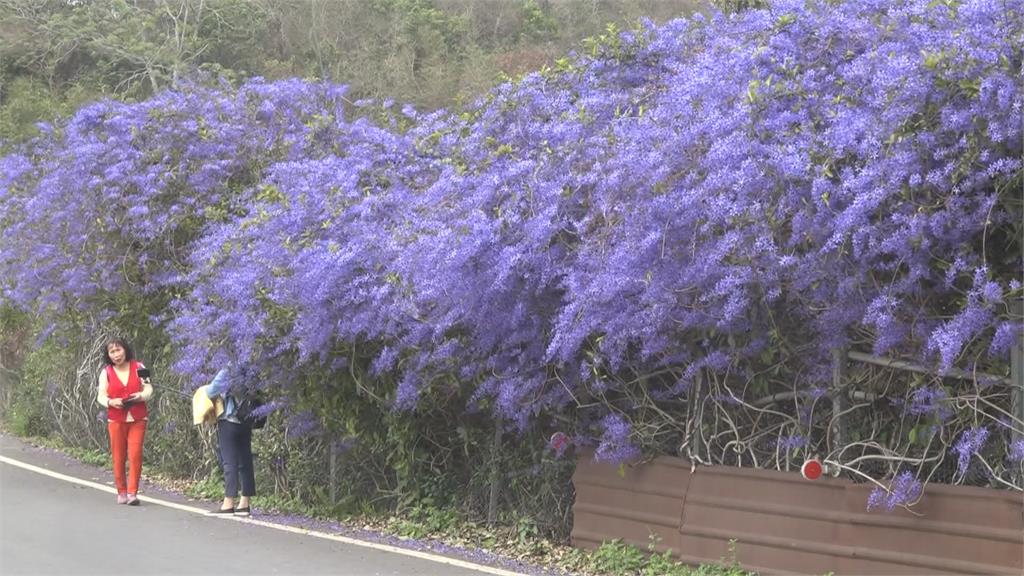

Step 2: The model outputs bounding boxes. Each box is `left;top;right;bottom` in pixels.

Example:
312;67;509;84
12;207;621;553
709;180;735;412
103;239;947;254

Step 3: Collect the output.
1012;300;1023;484
831;348;849;458
487;421;502;525
686;369;707;464
329;438;337;506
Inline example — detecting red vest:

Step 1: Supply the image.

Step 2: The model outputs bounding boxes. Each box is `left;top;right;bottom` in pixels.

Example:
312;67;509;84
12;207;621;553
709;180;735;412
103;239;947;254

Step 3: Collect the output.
105;361;148;422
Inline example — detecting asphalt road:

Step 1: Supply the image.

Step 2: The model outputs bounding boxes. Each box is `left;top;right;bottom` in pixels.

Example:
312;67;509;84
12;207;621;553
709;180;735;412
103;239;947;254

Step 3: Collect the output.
0;447;512;576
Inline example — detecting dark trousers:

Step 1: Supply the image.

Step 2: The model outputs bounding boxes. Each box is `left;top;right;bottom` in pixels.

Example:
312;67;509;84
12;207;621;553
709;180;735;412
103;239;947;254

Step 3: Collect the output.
217;420;255;498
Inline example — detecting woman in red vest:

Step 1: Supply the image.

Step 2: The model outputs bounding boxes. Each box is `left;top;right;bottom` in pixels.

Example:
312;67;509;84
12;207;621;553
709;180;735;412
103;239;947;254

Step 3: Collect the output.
96;338;152;505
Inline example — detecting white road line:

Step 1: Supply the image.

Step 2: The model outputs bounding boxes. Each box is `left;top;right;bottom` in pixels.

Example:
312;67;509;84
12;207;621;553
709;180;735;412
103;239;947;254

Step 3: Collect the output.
0;454;529;576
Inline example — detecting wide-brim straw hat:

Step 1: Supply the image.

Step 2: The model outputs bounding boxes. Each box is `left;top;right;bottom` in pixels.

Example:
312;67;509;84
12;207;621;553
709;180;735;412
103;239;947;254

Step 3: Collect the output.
191;384;225;426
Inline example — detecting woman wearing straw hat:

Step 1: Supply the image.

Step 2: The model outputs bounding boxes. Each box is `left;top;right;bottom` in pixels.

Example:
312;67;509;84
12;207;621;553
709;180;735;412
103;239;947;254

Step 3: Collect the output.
203;365;257;517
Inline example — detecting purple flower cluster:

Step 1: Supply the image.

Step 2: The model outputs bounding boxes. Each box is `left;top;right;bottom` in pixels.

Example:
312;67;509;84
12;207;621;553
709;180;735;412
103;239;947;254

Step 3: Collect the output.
0;0;1020;478
286;410;322;439
593;414;640;463
1010;440;1024;464
898;386;953;421
867;471;922;511
777;435;807;451
952;426;990;477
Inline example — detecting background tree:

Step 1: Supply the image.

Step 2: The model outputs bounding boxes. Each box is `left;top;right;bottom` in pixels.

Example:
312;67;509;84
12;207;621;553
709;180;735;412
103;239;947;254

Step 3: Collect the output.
1;0;700;145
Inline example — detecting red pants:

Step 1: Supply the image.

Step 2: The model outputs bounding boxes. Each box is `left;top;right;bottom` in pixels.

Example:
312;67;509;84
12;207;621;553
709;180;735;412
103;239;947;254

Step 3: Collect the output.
108;420;146;494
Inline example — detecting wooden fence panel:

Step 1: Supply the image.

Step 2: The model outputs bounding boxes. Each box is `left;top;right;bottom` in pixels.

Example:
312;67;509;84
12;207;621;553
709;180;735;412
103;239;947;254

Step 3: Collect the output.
572;454;1024;575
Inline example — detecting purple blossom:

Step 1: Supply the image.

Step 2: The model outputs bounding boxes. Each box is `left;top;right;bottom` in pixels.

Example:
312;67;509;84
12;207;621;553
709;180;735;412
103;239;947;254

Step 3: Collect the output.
0;0;1019;497
927;305;993;371
988;322;1021;358
867;471;922;511
902;386;952;421
286;410;321;439
1009;440;1024;464
777;435;807;450
807;387;828;400
594;413;640;463
952;427;990;476
249;400;283;420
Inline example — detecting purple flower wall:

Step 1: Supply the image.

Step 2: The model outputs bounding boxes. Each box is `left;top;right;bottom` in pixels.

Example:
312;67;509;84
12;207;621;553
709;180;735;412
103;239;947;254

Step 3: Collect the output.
2;0;1021;497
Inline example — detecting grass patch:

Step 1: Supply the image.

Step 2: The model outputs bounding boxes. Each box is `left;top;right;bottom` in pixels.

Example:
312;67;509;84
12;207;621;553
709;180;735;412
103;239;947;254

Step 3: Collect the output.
62;445;110;468
583;537;755;576
15;435;110;469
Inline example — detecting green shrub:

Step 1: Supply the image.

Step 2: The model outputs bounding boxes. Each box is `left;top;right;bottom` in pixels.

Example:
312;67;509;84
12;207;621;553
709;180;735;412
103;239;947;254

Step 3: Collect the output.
586;537;755;576
591;539;650;574
63;445;109;468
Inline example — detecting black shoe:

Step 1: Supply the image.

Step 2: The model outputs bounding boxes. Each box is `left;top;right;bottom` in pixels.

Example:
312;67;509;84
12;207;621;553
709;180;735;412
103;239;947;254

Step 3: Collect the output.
233;507;250;517
208;506;235;515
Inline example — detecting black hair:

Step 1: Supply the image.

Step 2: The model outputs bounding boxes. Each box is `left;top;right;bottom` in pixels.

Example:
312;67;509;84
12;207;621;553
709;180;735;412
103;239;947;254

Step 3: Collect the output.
102;338;135;365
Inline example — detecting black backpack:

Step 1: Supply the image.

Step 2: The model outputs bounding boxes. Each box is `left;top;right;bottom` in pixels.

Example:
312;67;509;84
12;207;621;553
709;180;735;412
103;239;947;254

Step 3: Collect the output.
235;390;268;429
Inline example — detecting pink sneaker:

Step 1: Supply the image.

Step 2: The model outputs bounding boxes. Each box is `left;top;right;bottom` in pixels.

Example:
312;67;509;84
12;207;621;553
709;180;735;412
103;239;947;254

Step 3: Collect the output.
126;493;140;506
117;493;128;504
